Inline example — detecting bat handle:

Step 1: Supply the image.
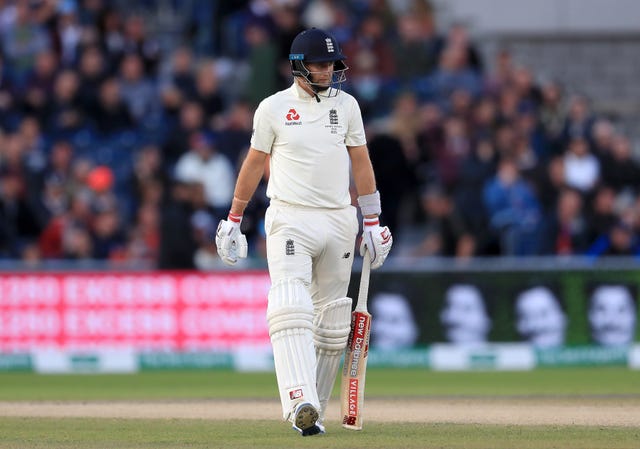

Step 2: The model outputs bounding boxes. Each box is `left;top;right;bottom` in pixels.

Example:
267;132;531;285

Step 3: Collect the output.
356;248;371;313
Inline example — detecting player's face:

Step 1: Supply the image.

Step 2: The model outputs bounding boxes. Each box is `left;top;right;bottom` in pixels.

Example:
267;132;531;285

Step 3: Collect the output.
305;61;334;89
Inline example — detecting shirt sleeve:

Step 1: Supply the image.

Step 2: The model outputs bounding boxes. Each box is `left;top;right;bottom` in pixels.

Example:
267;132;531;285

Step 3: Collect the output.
345;96;367;147
250;98;275;154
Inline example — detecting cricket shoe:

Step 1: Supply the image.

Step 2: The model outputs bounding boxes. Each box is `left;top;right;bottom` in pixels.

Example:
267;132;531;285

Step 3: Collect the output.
291;402;322;436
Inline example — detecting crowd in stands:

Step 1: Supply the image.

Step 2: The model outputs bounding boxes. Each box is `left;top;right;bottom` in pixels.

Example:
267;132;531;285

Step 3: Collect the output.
1;0;640;270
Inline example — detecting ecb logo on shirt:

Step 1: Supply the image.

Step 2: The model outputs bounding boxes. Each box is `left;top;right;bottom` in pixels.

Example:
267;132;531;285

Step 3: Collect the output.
326;109;340;134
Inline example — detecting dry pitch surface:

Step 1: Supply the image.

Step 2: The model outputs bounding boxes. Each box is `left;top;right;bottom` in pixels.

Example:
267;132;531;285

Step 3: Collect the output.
1;397;638;427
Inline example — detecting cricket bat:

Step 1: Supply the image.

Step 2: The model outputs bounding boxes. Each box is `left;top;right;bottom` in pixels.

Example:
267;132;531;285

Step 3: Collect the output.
340;249;372;430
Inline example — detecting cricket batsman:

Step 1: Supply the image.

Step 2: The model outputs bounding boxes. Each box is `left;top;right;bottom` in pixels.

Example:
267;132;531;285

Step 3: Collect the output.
215;28;392;436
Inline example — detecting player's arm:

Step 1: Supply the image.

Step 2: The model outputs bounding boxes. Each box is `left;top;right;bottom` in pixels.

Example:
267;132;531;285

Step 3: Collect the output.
347;144;377;215
215;147;268;265
230;148;269;215
348;144;393;269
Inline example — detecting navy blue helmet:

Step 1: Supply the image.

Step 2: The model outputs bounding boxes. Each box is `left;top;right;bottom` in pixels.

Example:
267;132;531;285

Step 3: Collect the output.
289;28;348;95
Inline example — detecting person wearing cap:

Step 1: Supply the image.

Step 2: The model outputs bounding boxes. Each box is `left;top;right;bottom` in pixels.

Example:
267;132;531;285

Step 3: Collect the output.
214;28;393;436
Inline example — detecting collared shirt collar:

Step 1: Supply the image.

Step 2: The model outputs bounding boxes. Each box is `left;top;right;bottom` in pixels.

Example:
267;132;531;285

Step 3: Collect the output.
290;80;316;100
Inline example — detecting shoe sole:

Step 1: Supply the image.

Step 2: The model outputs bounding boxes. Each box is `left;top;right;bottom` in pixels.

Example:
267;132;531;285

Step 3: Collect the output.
295;404;319;432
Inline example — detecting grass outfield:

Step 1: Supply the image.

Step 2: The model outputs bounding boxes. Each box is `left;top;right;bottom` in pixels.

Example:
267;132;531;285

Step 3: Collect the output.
0;367;639;448
0;418;638;449
0;367;639;400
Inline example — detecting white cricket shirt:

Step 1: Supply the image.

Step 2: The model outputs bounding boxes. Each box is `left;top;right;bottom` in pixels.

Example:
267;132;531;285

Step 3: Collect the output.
250;82;366;208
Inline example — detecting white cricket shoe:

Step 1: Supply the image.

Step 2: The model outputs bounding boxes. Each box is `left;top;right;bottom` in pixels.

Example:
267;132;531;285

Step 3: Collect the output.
291;402;322;436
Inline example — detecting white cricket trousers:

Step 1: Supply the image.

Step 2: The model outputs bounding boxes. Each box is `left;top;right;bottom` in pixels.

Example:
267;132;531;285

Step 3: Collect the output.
265;200;359;301
265;200;359;420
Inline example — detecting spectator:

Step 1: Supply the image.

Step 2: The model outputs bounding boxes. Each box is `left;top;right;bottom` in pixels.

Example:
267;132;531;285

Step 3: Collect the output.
343;14;395;80
43;140;74;184
484;48;513;96
271;4;305;89
215;99;253;165
121;14;161;75
191;60;225;126
166;46;197;100
430;116;471;190
54;6;82;66
427;44;483;110
244;20;278;107
158;179;197;269
96;6;125;71
0;172;42;257
342;14;396;119
118;52;157;124
561;94;595;144
590;118;616;162
600;135;640;194
91;202;127;260
173;132;235;217
443;22;483;74
585;185;618;244
162;101;205;169
367;132;416;236
540;188;589;255
586;218;640;258
562;136;600;194
1;0;51;86
391;13;441;86
413;183;474;258
455;139;496;253
21;49;58;124
39;189;93;259
89;77;135;134
124;201;160;265
46;69;84;135
538;78;566;155
468;96;498;142
510;65;541;110
0;54;18;130
76;45;108;115
483;157;543;255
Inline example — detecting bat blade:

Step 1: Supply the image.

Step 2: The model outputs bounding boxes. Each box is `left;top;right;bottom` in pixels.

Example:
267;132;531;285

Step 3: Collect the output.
341;250;372;430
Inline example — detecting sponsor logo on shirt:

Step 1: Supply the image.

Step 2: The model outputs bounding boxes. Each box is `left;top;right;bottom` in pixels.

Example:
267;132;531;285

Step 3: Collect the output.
285;108;302;125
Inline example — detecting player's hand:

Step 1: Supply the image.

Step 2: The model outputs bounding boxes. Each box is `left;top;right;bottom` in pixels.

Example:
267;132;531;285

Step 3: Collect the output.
359;217;392;269
215;214;248;266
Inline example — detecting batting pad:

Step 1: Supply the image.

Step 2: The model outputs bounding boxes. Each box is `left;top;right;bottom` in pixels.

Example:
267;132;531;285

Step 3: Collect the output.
267;279;320;420
313;297;352;421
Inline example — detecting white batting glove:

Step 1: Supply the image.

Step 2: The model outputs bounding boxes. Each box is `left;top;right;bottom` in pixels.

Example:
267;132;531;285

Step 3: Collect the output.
359;217;392;269
215;213;248;266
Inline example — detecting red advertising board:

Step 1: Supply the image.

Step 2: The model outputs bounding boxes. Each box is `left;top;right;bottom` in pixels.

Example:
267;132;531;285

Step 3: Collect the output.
0;272;271;350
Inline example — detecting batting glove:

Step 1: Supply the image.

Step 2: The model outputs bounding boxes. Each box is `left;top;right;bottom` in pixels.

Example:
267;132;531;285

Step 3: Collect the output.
215;213;248;266
359;217;392;269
